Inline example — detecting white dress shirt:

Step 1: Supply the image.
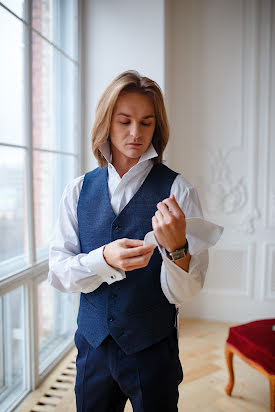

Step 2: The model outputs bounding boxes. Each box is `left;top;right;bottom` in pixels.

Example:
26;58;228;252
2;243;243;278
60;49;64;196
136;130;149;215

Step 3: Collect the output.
48;142;223;305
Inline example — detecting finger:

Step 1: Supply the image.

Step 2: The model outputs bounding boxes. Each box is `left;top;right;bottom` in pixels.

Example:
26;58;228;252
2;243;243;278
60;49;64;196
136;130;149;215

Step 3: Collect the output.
162;196;184;216
124;250;154;270
129;248;153;263
157;201;173;220
121;244;156;258
152;214;163;231
155;210;165;223
121;238;144;248
152;215;158;230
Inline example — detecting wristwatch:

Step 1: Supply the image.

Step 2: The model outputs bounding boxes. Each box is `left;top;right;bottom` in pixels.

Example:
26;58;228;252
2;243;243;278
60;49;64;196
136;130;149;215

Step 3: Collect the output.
166;239;189;261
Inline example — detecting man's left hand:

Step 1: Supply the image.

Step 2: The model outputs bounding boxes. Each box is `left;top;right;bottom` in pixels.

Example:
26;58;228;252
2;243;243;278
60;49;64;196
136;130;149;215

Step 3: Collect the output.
152;193;187;252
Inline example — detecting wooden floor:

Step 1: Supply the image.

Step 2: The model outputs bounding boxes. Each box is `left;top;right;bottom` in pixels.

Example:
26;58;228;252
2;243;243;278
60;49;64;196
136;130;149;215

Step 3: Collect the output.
18;318;270;412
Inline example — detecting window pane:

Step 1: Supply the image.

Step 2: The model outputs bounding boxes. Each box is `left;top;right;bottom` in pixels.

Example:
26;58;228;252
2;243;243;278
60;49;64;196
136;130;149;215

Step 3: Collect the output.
57;0;78;60
33;151;76;263
0;286;27;412
0;7;26;146
38;278;78;374
32;0;78;60
0;148;29;280
1;1;26;20
32;31;78;153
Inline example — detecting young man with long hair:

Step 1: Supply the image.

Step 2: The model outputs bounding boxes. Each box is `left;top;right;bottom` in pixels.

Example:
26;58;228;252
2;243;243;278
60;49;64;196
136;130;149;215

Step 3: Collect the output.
48;70;223;412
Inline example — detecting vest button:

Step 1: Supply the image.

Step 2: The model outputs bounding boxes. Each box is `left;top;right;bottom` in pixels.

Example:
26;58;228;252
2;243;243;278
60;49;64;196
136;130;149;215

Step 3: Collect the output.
111;294;117;299
114;224;120;229
108;317;114;322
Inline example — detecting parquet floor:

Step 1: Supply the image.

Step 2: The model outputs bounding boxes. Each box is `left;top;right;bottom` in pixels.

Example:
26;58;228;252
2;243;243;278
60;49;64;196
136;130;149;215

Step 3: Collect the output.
18;318;270;412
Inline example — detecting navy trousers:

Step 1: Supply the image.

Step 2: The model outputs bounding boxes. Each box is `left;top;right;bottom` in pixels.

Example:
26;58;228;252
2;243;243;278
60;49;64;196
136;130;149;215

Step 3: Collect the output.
74;328;183;412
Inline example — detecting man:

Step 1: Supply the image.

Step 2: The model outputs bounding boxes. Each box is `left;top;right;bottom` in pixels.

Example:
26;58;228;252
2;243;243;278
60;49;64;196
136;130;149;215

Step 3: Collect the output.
48;70;223;411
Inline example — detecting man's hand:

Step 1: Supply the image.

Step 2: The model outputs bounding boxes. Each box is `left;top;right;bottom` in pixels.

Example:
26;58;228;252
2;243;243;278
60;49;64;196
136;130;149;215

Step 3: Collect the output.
152;193;187;252
103;238;156;271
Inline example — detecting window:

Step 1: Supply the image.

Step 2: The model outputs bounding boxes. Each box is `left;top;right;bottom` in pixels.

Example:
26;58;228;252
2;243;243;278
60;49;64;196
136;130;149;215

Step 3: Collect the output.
0;286;26;412
0;1;81;410
37;277;79;375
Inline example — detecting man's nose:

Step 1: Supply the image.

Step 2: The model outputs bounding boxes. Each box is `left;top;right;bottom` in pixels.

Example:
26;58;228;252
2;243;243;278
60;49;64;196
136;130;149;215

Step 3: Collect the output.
129;122;141;138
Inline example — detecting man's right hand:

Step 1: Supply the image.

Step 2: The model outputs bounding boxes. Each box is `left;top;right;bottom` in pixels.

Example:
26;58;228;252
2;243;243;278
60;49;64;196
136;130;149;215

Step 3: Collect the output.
103;238;156;271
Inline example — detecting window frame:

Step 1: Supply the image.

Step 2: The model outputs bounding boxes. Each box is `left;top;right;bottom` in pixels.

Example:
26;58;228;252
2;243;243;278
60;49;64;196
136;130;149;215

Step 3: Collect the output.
0;0;82;406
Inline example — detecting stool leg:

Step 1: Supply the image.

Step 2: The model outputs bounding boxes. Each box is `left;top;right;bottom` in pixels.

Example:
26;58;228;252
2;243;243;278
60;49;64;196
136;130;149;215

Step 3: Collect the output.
225;344;234;396
270;375;275;412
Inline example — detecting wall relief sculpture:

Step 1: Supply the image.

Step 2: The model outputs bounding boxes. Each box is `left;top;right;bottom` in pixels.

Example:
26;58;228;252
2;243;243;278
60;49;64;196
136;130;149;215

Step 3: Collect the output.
204;149;247;215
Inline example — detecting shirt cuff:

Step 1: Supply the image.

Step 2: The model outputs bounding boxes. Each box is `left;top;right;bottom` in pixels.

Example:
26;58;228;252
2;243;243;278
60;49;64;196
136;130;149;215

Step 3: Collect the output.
80;245;126;284
143;217;224;255
186;217;224;255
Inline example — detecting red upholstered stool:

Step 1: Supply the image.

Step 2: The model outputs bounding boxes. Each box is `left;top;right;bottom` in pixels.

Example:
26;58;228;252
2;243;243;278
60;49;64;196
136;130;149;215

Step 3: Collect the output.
225;319;275;411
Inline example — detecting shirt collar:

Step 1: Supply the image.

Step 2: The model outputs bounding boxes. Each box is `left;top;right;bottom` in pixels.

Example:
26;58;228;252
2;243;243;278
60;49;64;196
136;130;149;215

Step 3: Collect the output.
99;140;158;165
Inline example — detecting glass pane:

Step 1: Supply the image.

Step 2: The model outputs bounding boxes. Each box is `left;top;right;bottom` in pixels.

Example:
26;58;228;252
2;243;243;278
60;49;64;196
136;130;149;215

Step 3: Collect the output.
0;7;26;146
0;286;27;411
0;147;29;280
32;31;78;153
38;278;79;373
57;0;78;60
32;0;78;60
33;151;76;262
1;1;26;20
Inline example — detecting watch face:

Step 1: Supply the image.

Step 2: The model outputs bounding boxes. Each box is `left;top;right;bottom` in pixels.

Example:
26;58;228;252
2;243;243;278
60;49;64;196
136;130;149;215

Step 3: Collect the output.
166;240;188;260
171;250;186;260
170;241;188;260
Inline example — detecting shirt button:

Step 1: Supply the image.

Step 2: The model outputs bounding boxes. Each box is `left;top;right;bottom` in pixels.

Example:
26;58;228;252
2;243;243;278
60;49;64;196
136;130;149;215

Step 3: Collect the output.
110;274;116;280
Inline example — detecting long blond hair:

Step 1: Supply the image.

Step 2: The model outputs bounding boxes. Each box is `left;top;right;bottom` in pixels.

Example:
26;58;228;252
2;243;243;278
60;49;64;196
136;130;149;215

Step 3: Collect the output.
92;70;169;167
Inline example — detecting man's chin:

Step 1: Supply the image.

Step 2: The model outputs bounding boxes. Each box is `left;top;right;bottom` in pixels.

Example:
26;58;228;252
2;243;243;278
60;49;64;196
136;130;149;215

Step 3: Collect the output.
124;149;143;158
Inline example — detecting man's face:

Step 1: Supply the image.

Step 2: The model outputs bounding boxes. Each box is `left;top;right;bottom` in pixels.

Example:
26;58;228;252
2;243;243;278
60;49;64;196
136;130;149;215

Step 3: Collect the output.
109;91;156;165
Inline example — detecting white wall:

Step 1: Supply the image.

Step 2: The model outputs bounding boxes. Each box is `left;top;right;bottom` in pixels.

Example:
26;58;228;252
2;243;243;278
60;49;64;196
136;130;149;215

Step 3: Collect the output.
82;0;165;172
166;0;275;322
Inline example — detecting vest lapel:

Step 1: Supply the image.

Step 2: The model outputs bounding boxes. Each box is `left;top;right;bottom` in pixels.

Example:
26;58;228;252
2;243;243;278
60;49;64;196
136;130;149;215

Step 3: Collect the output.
103;166;117;220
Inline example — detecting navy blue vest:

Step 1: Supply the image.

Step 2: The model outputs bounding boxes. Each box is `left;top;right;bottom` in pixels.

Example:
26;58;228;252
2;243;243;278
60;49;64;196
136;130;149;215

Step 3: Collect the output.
76;163;179;354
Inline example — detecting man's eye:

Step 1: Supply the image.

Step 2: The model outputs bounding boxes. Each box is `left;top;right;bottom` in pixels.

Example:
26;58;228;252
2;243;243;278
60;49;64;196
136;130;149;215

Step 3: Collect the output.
119;121;151;126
